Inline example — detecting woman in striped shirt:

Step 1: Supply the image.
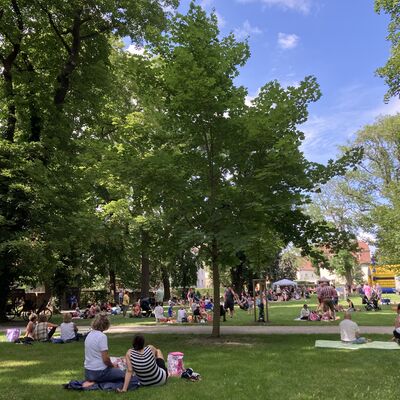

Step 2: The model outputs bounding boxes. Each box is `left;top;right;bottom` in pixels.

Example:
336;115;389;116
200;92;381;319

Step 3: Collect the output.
119;335;168;392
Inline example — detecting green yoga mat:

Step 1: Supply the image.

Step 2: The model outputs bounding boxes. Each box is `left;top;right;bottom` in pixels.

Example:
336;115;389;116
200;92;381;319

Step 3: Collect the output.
315;340;400;350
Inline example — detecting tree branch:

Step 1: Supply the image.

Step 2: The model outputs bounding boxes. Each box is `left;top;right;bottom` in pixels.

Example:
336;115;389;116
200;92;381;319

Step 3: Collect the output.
54;8;82;108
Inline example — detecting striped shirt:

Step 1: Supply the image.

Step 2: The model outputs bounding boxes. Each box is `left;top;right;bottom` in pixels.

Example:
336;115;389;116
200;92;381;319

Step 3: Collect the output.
129;346;167;386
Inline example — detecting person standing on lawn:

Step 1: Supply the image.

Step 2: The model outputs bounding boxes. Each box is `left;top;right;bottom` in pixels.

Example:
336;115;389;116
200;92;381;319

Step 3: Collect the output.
122;290;130;317
339;312;369;344
224;286;236;318
319;281;337;320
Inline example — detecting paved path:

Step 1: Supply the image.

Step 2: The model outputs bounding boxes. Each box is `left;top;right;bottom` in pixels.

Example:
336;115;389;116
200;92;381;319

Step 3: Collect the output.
1;324;393;335
103;325;394;335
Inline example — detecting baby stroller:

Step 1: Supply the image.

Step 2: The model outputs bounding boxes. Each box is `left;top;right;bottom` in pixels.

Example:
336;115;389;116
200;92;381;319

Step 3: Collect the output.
362;294;381;311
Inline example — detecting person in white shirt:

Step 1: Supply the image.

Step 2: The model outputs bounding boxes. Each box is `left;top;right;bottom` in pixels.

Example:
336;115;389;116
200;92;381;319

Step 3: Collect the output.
339;312;369;344
154;303;167;322
299;304;310;320
83;313;125;386
60;312;78;342
177;306;188;323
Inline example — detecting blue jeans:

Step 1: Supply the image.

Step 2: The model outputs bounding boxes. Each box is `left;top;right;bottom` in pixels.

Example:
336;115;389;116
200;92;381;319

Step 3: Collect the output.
85;367;125;383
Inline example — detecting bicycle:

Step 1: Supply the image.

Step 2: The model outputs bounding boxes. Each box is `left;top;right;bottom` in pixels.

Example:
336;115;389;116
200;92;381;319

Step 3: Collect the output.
6;298;53;322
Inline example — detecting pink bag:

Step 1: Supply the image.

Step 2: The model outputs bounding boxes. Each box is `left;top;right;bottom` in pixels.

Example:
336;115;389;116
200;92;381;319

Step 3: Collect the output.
167;352;184;376
6;328;21;342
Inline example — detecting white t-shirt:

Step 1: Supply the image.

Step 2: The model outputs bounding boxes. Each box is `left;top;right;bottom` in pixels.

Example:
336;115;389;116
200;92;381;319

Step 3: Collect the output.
60;322;76;341
300;308;310;318
177;309;187;322
84;330;108;371
154;305;165;320
340;319;360;342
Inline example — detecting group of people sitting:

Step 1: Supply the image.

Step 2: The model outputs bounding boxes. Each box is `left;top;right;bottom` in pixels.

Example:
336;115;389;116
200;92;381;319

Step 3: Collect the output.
20;312;82;343
81;314;167;391
270;286;311;302
298;298;359;321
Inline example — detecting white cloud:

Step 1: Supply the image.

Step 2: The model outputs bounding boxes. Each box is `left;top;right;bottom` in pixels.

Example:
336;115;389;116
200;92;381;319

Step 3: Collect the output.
300;86;400;164
234;20;262;40
245;87;262;106
215;11;226;29
200;0;214;8
278;33;299;49
236;0;312;14
126;45;145;56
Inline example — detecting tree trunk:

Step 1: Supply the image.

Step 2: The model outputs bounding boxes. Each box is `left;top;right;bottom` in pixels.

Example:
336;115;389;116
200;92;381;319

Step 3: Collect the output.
161;266;170;302
140;228;150;298
211;237;220;337
344;267;353;288
0;260;12;322
231;263;245;294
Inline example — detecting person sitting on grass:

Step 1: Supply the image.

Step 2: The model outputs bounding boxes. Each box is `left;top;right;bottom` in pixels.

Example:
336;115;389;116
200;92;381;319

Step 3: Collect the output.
33;314;58;342
130;302;142;318
339;312;370;344
23;313;37;343
346;298;357;312
118;334;168;392
193;304;207;322
154;303;168;322
299;304;310;320
392;304;400;344
50;312;79;343
82;313;125;388
60;312;79;342
177;306;188;323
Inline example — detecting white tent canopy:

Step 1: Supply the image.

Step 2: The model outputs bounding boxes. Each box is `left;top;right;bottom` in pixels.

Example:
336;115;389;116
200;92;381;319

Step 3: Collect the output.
272;279;298;288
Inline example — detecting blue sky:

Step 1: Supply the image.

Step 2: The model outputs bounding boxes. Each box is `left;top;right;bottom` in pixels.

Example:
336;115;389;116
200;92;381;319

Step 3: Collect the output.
175;0;398;164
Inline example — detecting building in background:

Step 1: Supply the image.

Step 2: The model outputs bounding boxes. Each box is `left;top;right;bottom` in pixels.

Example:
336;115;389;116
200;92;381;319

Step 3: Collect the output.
297;240;371;284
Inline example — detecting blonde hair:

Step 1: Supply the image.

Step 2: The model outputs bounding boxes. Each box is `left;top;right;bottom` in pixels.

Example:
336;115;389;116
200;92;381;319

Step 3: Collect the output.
91;313;110;332
29;313;38;322
63;313;72;323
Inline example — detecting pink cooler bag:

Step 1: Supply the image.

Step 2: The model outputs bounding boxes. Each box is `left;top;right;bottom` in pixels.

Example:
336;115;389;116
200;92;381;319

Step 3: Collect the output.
167;352;184;376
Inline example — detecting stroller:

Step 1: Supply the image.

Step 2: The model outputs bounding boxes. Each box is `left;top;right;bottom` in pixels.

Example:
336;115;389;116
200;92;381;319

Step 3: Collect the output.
362;294;381;311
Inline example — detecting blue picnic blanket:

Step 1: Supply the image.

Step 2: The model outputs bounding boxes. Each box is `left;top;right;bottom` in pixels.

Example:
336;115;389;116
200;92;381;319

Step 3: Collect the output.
64;377;139;391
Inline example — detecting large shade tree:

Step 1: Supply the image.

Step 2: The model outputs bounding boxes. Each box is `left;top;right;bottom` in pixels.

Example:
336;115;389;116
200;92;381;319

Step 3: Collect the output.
0;0;178;320
136;3;361;336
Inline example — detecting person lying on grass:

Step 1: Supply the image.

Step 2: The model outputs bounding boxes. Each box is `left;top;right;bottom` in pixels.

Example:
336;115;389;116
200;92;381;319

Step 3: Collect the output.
82;313;125;388
339;312;370;344
118;334;168;392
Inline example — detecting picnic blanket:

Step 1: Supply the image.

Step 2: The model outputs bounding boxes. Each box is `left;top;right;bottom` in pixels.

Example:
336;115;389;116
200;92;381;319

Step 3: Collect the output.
294;316;340;322
63;377;139;391
315;340;400;350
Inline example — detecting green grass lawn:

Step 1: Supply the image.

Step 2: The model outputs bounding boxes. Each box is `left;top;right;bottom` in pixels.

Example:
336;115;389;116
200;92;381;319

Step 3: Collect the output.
0;333;398;400
4;295;399;329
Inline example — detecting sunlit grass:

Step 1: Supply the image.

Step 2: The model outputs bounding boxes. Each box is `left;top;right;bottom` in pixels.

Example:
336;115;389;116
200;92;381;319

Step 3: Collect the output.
0;334;398;400
3;294;399;330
